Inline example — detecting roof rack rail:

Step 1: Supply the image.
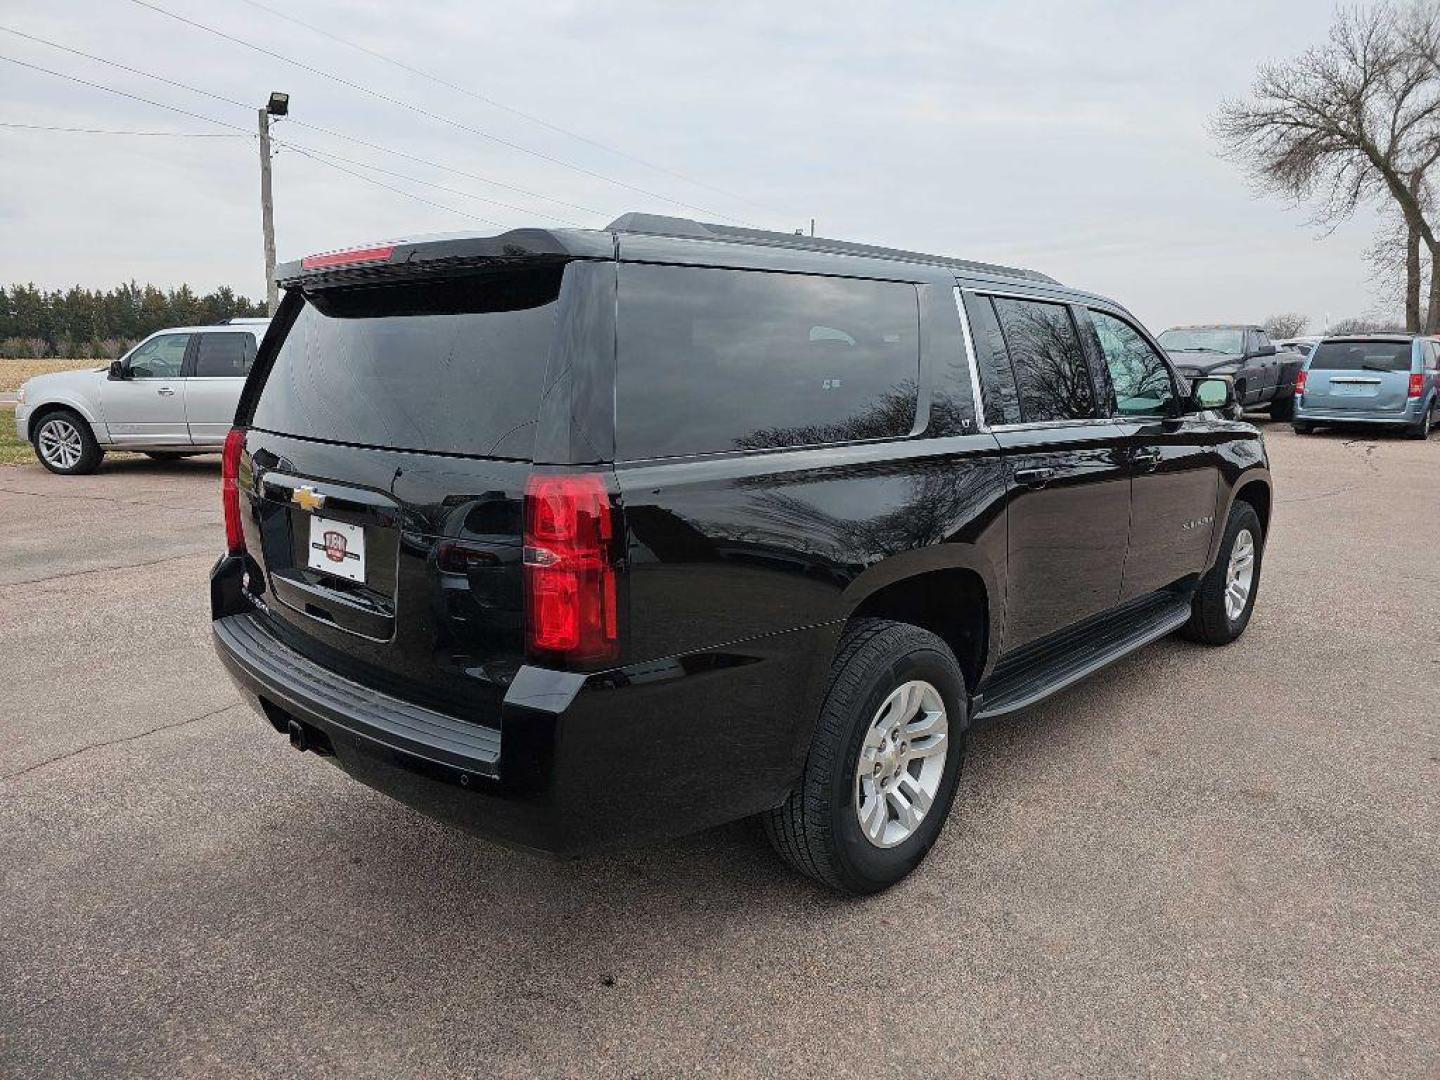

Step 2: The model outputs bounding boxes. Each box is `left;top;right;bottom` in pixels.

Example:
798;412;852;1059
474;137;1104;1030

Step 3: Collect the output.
605;212;1059;285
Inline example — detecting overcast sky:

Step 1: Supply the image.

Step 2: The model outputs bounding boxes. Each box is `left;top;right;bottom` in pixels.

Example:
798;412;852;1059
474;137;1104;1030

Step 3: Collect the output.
0;0;1395;332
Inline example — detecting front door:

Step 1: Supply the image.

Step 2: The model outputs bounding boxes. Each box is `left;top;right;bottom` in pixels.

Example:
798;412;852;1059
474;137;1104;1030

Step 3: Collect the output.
965;291;1131;652
101;332;191;445
185;331;257;445
1081;307;1221;598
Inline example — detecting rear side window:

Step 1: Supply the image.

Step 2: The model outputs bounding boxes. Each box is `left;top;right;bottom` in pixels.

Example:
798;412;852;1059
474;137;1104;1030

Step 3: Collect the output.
992;297;1096;422
194;332;256;377
1308;341;1412;372
616;264;919;459
253;268;562;459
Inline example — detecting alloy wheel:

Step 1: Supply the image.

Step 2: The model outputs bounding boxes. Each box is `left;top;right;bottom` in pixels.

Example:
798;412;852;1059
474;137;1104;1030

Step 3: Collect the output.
853;679;949;849
37;418;84;471
1224;528;1255;622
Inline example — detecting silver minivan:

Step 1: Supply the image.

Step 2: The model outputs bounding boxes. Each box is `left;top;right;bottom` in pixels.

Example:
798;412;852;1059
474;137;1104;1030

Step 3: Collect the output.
1293;335;1440;439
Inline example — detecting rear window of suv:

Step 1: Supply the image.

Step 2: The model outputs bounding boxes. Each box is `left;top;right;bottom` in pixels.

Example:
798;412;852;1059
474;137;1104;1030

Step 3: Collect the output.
252;267;562;459
615;264;919;459
1308;341;1412;372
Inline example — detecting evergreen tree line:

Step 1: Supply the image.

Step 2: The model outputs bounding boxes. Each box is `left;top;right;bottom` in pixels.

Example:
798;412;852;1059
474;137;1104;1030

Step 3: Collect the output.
0;282;267;360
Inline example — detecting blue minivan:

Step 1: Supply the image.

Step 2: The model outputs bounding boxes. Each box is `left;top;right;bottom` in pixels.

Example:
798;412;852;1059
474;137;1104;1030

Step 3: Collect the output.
1293;335;1440;439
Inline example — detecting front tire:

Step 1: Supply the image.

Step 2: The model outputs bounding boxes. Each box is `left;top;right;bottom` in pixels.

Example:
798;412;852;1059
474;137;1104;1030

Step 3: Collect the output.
1180;501;1263;645
33;409;102;475
763;618;967;895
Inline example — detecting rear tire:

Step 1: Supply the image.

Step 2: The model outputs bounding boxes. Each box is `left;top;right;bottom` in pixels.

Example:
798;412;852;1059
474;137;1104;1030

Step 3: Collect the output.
762;618;968;895
32;409;102;475
1180;501;1263;646
1270;393;1295;421
1408;404;1433;440
1293;421;1314;435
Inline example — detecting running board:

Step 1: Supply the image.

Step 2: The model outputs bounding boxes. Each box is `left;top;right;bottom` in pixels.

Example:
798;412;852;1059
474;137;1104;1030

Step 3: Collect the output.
973;591;1193;720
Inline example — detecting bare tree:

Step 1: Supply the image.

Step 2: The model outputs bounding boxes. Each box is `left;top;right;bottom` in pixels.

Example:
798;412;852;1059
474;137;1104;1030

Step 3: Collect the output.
1213;2;1440;331
1328;315;1407;333
1262;312;1309;338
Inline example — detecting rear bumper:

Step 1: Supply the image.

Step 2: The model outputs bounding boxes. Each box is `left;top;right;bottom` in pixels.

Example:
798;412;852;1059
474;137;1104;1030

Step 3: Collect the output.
211;556;836;855
1293;399;1422;425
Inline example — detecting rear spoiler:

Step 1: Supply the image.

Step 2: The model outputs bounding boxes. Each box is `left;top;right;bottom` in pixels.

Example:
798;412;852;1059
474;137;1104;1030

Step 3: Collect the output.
277;228;613;290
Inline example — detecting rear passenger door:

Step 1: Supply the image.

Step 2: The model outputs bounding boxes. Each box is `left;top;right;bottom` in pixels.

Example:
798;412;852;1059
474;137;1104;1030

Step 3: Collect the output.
1080;307;1220;599
963;290;1130;652
185;331;258;446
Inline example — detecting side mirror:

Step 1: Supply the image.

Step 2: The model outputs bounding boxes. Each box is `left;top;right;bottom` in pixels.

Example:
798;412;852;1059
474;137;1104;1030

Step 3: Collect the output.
1188;376;1235;413
1257;342;1276;356
108;360;126;380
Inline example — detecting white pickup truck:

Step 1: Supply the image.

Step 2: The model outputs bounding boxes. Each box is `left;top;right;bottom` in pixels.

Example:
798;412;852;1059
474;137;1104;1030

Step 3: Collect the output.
14;320;268;474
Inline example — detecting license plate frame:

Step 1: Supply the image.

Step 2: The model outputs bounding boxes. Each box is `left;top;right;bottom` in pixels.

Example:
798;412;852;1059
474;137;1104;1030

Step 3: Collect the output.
306;515;366;583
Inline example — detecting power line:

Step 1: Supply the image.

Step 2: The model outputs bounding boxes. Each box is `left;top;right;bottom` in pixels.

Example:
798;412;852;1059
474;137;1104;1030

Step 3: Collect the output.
278;141;586;226
230;0;785;219
283;145;502;226
0;24;604;217
124;0;753;224
0;120;244;136
0;53;508;226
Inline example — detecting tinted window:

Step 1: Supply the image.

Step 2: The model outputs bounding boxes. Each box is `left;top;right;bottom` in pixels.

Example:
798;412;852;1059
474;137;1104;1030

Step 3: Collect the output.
616;264;919;459
253;267;561;458
1158;328;1244;354
127;333;189;378
992;297;1095;422
194;332;256;378
961;292;1021;427
1089;310;1175;416
1308;341;1412;372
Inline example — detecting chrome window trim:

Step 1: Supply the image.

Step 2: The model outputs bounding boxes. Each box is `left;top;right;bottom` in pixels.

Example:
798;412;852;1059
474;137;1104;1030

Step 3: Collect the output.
987;418;1120;434
952;285;988;433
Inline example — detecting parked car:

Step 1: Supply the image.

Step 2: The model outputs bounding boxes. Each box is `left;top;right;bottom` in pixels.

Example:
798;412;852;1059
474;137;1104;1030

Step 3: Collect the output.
14;319;269;474
1293;334;1440;438
1157;324;1305;418
211;214;1272;894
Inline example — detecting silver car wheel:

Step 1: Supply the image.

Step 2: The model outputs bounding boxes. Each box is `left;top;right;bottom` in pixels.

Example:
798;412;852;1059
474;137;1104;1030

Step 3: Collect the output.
37;417;84;471
1224;528;1255;622
853;679;949;849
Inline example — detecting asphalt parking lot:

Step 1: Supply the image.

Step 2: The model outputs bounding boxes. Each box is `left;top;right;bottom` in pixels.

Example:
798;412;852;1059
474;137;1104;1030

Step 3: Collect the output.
1;424;1436;1079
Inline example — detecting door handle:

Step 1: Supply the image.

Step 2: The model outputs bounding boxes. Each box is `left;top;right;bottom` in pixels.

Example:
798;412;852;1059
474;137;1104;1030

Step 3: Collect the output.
156;386;175;396
1013;466;1056;488
1132;447;1162;472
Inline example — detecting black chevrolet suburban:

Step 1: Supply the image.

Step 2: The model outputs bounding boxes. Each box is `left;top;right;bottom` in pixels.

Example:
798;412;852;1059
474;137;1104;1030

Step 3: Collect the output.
212;213;1272;894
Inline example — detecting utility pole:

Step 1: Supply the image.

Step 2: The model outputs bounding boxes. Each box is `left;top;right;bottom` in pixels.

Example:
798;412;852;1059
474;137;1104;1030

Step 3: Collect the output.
258;92;289;316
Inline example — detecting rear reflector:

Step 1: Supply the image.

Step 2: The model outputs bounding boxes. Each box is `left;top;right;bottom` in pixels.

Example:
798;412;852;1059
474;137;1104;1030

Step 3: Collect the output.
523;473;618;664
1408;372;1424;398
222;428;246;554
301;244;396;270
1294;369;1307;396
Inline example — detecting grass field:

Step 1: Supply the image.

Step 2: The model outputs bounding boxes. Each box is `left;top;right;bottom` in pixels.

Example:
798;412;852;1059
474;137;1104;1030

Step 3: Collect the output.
0;405;35;466
0;359;100;394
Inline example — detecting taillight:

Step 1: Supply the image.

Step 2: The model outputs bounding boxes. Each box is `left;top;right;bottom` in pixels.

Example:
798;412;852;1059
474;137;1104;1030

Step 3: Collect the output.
222;428;246;554
1294;369;1307;396
1408;372;1424;398
523;473;618;665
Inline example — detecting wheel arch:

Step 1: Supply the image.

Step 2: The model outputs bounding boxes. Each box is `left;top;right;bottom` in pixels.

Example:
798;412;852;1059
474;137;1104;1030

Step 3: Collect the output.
840;550;999;696
26;396;103;442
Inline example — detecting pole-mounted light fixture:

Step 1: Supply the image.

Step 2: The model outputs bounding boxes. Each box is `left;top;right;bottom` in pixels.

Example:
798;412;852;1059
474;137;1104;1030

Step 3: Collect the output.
266;91;289;116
